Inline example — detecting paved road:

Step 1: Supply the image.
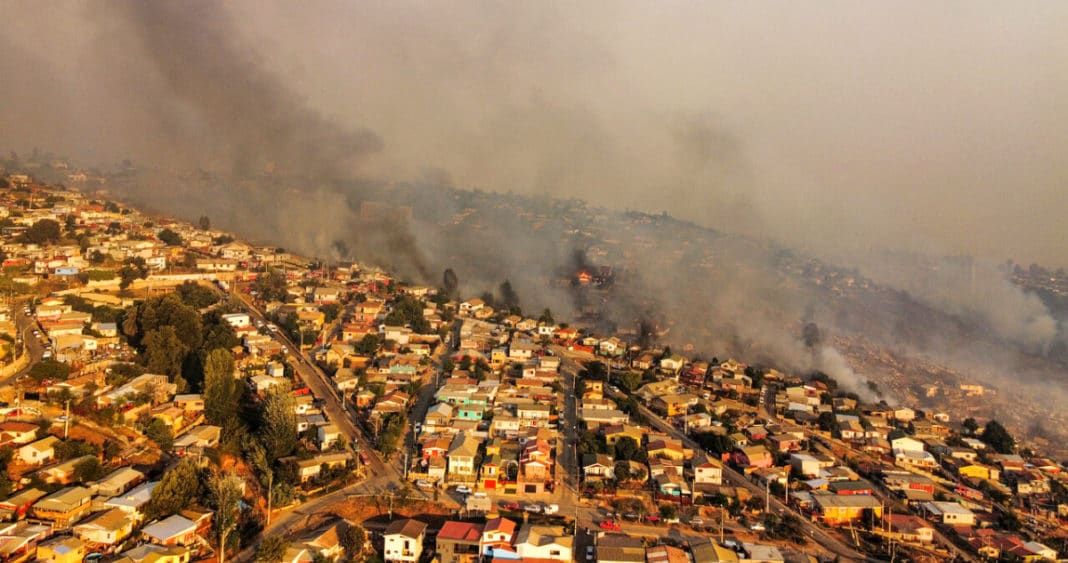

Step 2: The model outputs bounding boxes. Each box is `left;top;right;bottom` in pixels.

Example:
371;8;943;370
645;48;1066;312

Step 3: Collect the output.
550;346;877;562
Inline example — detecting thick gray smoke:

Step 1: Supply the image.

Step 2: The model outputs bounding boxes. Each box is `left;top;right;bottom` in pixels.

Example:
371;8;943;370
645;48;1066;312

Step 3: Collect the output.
3;2;1068;439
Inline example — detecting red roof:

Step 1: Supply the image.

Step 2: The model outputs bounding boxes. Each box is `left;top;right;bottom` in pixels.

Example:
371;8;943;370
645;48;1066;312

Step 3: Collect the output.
438;521;483;542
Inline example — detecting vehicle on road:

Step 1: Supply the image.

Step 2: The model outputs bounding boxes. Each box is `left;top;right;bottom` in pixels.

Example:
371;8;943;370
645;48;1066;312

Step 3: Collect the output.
523;504;542;514
623;512;639;521
454;485;472;495
750;522;765;531
500;501;520;510
542;504;559;515
644;514;661;524
689;516;705;527
598;520;621;531
586;546;595;561
415;479;433;491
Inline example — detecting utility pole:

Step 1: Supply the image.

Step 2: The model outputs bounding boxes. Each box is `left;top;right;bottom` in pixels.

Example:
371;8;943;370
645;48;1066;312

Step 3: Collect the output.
266;471;274;526
63;400;70;439
765;478;770;514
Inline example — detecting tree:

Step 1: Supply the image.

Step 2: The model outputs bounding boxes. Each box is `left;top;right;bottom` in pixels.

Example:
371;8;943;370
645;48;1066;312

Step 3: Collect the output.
29;360;71;383
321;303;341;324
210;472;244;563
199;215;211;230
259;384;297;459
255;536;288;563
143;417;174;450
23;219;61;244
659;503;678;520
74;457;105;482
538;308;554;324
158;228;182;246
962;417;979;435
355;333;381;356
614;461;632;482
204;349;240;430
614;437;640;461
146;457;204;520
174;281;219;308
981;419;1016;454
142;326;188;378
341;524;367;558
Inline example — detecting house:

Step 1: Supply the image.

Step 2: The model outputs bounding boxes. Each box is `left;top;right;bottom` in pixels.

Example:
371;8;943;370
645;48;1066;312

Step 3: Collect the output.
39;455;96;484
289;453;352;483
105;481;158;519
383;519;427;563
514;525;572;561
437;521;484;563
447;433;480;483
299;520;348;561
582;454;616;480
596;533;645;563
73;507;136;547
32;486;94;528
646;544;691;563
812;493;883;526
731;445;773;469
172;425;222;455
480;517;517;558
142;514;198;546
923;501;975;526
317;424;342;449
0;488;46;520
35;535;86;563
884;514;934;543
92;467;146;498
18;436;59;465
112;544;191;563
0;421;41;446
692;453;723;486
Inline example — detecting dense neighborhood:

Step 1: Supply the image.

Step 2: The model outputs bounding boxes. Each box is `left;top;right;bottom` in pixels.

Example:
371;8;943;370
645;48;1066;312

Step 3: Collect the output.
0;168;1062;563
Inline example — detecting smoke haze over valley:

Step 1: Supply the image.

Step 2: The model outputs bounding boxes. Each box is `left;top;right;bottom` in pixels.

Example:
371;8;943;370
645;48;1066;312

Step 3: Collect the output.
3;1;1068;444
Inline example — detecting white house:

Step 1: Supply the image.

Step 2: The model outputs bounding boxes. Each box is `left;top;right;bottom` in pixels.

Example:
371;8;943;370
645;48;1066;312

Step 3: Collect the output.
383;519;427;562
923;502;975;526
514;525;572;561
221;313;251;328
18;436;59;466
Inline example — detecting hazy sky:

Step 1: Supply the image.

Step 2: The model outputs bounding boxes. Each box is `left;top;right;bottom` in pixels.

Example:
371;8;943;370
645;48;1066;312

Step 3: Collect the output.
2;1;1067;266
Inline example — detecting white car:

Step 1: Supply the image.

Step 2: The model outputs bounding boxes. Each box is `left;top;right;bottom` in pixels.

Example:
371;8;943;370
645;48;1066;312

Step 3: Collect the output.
455;485;472;495
542;504;559;515
523;504;542;514
586;546;595;560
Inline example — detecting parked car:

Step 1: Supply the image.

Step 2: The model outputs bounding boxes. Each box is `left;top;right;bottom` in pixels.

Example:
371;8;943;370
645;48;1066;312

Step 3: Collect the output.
690;516;705;527
415;479;433;491
500;501;520;510
750;522;765;531
542;504;560;515
644;515;661;524
455;485;472;495
623;512;640;521
598;520;621;532
523;504;542;514
586;546;595;561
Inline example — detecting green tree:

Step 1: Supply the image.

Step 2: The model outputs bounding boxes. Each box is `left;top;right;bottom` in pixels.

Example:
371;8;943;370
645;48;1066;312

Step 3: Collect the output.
143;417;174;450
981;420;1016;454
204;349;240;430
74;457;105;482
614;437;640;461
255;536;288;563
142;326;188;378
158;228;183;246
29;360;71;382
259;384;297;459
23;219;61;244
341;524;367;558
209;472;244;563
146;457;204;520
538;308;554;324
174;281;219;308
199;215;211;230
355;333;381;356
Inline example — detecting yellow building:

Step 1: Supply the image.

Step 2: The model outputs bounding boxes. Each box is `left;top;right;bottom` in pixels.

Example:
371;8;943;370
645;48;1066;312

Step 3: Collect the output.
813;494;884;526
36;536;86;563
